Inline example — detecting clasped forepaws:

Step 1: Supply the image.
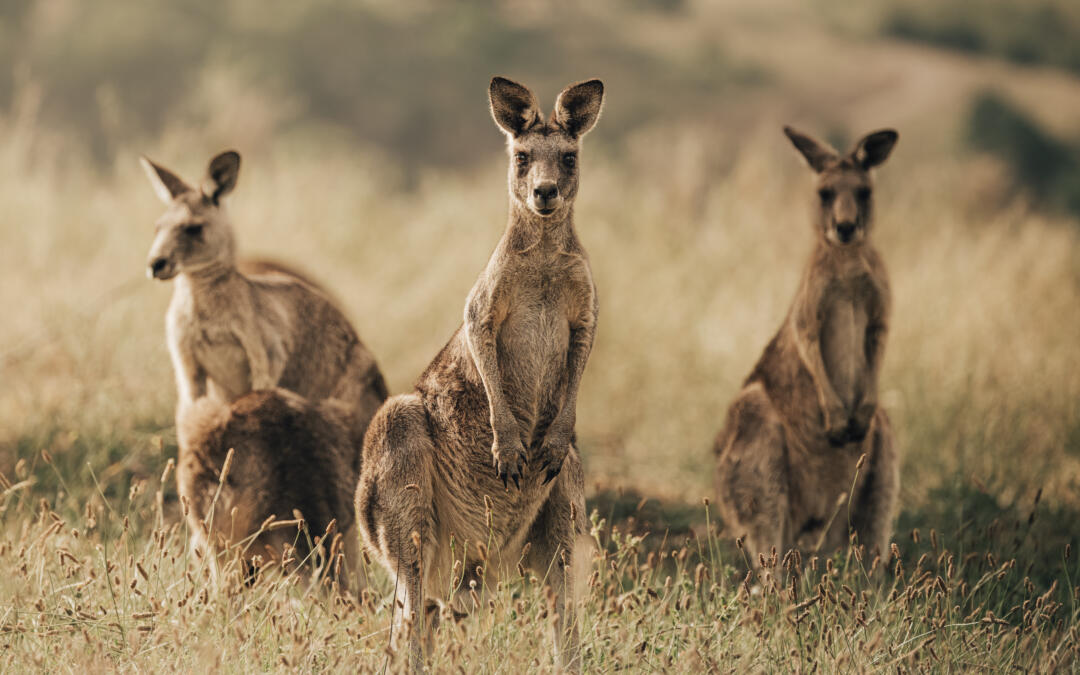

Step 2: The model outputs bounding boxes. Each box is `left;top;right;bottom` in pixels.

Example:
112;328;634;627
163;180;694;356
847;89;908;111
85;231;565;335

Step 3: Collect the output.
825;402;877;447
846;400;877;444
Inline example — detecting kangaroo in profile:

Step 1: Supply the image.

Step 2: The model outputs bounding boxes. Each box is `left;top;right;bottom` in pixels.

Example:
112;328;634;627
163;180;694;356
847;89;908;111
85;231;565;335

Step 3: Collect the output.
177;388;362;591
714;127;900;569
355;77;603;671
141;150;388;450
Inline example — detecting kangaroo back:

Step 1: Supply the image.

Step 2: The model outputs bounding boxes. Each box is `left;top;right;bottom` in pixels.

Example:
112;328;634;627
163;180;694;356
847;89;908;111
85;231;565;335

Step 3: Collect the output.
177;390;359;580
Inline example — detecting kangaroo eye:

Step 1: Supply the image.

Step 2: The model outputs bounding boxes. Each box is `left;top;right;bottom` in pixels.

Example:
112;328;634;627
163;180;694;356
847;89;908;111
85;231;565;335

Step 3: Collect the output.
182;224;204;238
818;188;835;203
562;153;577;168
514;152;528;167
856;187;872;201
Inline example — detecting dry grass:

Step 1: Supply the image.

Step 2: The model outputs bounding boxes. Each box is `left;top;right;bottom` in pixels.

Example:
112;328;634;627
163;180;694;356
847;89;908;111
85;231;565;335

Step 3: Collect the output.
0;457;1077;671
2;3;1080;666
1;113;1078;669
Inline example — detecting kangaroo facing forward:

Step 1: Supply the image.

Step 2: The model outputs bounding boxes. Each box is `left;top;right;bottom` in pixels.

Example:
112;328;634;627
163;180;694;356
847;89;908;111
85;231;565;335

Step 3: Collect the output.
355;77;603;671
714;127;900;569
141;150;388;441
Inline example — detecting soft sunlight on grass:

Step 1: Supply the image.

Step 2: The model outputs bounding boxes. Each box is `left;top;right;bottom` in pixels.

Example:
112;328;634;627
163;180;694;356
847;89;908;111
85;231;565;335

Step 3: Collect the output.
1;0;1079;668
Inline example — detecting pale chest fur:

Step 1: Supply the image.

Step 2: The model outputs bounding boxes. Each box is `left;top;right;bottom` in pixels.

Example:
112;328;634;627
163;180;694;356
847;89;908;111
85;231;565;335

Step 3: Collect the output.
815;255;880;409
820;287;869;409
167;280;291;402
496;254;591;439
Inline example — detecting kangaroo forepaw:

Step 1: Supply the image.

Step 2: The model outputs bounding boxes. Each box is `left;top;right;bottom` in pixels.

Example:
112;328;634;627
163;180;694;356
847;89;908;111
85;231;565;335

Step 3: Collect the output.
493;441;526;491
540;459;563;485
846;401;876;444
538;445;569;486
826;425;850;447
823;402;850;446
845;418;870;444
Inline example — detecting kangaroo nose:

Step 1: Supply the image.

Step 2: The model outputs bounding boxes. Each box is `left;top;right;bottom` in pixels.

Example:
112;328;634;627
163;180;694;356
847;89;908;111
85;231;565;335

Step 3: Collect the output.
836;223;856;243
149;257;168;277
533;183;558;201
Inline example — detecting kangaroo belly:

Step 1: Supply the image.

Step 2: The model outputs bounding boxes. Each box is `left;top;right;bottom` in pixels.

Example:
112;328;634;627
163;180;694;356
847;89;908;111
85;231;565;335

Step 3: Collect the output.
195;327;252;401
497;302;570;441
820;299;868;409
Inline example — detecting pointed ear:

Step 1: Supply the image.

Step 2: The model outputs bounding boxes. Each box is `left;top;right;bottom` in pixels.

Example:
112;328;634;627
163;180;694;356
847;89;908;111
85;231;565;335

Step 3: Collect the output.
783;126;837;173
202;151;241;205
489;77;543;137
554;79;604;138
851;129;898;169
140;156;193;205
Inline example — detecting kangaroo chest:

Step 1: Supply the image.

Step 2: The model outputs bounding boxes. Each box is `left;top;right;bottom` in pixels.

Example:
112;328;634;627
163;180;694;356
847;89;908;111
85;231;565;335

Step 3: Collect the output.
192;321;252;401
169;290;253;402
819;284;870;409
496;273;574;430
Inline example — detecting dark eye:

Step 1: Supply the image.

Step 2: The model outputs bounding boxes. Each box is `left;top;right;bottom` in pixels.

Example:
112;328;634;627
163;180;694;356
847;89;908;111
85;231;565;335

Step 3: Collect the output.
856;187;872;201
562;153;577;168
818;188;835;203
182;224;204;238
514;152;528;167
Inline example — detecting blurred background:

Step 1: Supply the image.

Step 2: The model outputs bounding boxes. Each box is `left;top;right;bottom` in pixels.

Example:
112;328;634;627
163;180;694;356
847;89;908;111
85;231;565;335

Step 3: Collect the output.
1;0;1078;581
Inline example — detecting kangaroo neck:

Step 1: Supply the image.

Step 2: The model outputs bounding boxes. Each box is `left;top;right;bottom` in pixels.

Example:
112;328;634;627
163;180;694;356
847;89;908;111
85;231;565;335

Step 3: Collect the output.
812;237;873;264
178;262;241;305
506;200;575;254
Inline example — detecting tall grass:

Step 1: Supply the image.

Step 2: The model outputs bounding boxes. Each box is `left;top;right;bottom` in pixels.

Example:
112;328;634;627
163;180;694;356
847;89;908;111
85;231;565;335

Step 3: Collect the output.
1;24;1079;667
0;454;1076;671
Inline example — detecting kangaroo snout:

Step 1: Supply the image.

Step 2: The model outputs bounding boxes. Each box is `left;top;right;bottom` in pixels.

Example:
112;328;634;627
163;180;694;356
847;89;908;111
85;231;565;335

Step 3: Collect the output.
531;182;560;214
835;223;857;244
148;256;174;280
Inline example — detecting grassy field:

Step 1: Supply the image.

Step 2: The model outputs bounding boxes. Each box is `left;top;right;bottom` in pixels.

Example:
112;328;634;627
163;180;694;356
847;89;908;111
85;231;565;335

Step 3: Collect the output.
2;0;1080;671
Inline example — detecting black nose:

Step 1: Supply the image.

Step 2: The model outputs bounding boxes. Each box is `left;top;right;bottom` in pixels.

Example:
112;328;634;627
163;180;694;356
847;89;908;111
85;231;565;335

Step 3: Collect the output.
150;258;168;275
836;223;856;242
533;183;558;201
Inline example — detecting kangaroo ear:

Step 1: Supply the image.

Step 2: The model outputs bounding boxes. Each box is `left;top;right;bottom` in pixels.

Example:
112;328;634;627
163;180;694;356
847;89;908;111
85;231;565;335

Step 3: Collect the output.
203;150;241;205
554;79;604;138
851;129;898;169
140;156;193;205
783;126;837;173
489;77;543;137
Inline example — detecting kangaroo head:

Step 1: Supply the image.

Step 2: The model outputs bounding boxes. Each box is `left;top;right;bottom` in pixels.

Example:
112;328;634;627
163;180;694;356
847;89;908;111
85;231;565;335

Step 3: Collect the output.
142;151;241;280
784;127;898;247
489;77;604;221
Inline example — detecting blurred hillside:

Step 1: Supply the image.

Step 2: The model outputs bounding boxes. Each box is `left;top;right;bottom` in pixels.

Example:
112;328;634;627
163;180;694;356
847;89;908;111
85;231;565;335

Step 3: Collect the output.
2;0;1079;204
0;0;765;173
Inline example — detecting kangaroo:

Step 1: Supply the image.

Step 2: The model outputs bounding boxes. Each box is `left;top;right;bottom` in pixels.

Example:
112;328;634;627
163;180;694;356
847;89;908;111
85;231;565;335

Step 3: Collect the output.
141;150;388;453
355;77;603;671
176;388;362;591
714;127;900;571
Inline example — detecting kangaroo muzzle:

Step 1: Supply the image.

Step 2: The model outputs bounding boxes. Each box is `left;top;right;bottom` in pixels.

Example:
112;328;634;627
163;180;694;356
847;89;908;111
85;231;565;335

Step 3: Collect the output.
148;255;176;280
530;181;560;215
835;223;857;244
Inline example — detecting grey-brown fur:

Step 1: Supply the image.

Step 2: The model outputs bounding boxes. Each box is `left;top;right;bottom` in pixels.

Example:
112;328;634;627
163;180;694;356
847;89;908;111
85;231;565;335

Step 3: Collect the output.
714;127;901;570
142;151;388;451
176;389;362;590
355;76;603;672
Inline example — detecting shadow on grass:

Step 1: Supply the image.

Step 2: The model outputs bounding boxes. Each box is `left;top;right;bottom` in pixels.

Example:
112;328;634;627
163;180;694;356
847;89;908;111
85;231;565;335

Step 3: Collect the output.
4;428;1077;605
895;478;1080;596
588;475;1080;603
0;420;178;537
